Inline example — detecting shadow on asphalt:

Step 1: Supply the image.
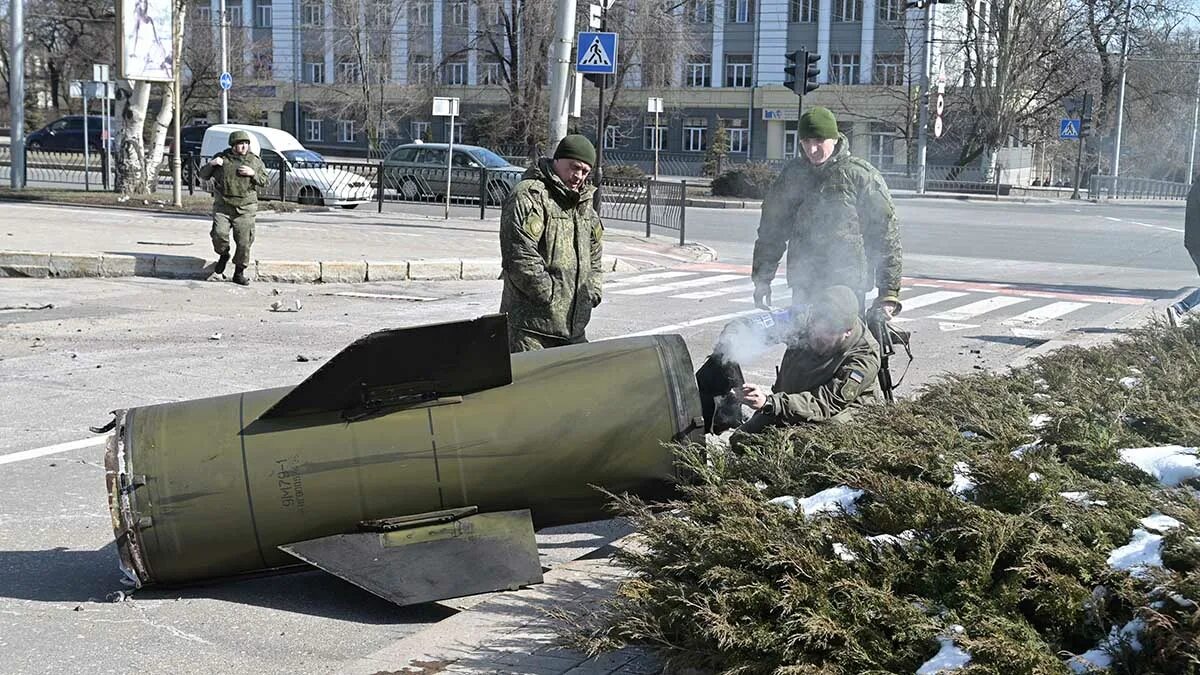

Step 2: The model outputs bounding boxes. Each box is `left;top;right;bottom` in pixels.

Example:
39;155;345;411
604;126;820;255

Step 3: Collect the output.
968;335;1049;348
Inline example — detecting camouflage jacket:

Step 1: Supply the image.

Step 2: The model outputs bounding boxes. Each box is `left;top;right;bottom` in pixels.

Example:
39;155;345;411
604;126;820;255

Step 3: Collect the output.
198;149;268;209
752;135;903;305
499;159;604;340
765;318;883;424
1186;179;1200;253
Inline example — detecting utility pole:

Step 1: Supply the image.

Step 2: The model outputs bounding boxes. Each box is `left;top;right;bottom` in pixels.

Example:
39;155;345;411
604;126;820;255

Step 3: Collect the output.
1071;92;1091;201
547;0;577;149
172;0;183;207
915;0;934;194
1111;0;1133;177
9;0;25;188
220;0;229;123
293;0;301;135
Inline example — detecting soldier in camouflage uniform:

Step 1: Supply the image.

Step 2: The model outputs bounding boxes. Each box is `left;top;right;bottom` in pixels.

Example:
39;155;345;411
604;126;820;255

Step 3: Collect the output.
499;134;604;352
752;107;903;318
736;285;883;437
198;129;268;286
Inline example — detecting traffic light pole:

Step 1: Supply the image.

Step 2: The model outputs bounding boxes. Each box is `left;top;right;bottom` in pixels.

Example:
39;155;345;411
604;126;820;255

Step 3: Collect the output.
1071;92;1091;200
915;1;933;195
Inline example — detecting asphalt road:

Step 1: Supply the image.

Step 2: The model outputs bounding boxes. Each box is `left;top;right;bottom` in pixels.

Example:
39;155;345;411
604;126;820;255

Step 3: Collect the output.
0;198;1195;674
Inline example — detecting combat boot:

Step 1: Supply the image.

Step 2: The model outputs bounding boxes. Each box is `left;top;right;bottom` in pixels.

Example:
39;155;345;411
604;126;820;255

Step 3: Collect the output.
232;265;251;286
213;253;230;275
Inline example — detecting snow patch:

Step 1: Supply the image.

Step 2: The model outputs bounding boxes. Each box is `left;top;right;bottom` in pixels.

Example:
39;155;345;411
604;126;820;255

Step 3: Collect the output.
916;626;971;674
1011;438;1042;458
1106;515;1181;576
1029;472;1043;482
1119;376;1142;389
768;486;865;519
832;543;857;562
1029;414;1052;429
1140;513;1183;533
1118;446;1200;487
949;462;976;499
1066;619;1145;674
868;530;918;547
1060;491;1108;507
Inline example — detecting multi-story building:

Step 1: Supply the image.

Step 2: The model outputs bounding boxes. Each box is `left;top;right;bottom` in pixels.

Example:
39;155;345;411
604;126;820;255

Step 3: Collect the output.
191;0;1002;171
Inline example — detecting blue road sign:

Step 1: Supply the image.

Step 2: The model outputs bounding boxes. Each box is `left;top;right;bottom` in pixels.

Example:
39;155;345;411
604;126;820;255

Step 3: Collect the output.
219;72;233;91
1059;118;1080;140
577;32;618;75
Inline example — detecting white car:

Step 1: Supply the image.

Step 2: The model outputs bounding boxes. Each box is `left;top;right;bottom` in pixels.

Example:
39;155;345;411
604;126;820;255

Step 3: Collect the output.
200;124;374;208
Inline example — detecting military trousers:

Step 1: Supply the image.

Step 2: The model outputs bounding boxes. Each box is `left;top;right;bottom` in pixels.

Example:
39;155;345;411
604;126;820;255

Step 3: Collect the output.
508;327;587;353
211;204;257;266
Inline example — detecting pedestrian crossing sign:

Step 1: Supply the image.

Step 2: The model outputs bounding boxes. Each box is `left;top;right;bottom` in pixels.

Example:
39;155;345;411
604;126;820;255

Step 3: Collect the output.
577;32;618;74
1059;118;1080;139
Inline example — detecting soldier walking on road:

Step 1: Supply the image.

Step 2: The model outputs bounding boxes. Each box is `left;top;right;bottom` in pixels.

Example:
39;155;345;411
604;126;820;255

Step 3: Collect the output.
199;130;267;286
751;107;903;318
499;134;604;352
1168;179;1200;325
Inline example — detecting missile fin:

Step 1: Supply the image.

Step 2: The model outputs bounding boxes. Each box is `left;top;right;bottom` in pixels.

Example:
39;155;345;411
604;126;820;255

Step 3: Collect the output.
256;314;511;421
278;508;543;607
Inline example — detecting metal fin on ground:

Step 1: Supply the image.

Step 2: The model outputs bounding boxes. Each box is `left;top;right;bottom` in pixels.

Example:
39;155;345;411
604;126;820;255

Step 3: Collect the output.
256;314;511;421
278;508;543;607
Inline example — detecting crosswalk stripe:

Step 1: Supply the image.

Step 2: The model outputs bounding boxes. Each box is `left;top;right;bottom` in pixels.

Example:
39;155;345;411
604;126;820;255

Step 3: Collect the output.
606;271;699;286
900;290;967;310
928;296;1029;321
674;278;785;300
619;310;761;338
1001;301;1089;327
611;274;745;296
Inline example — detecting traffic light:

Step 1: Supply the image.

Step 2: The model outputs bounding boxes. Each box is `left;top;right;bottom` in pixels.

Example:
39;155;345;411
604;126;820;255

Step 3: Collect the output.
802;50;821;94
784;51;802;95
1080;115;1092;137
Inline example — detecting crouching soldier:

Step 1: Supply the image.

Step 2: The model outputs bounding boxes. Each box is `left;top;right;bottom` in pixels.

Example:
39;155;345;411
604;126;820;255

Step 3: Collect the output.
199;129;268;286
735;285;883;437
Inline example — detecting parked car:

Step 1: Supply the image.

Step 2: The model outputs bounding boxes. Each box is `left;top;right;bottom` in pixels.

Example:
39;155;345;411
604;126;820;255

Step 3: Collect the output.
199;124;374;208
166;123;212;157
26;115;115;152
380;143;526;205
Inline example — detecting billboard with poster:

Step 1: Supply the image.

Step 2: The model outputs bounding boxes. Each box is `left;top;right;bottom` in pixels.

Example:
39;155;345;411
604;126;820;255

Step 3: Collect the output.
118;0;175;81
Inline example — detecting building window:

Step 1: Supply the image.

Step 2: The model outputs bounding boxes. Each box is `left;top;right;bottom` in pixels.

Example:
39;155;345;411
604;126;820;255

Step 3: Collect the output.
306;119;323;142
301;0;323;26
878;0;904;22
195;5;212;26
728;0;752;23
252;46;273;77
830;52;860;84
412;1;432;25
873;54;904;85
338;120;356;143
305;61;325;83
686;58;711;87
367;59;389;82
642;64;672;88
367;0;391;27
603;125;619;150
687;0;712;23
725;55;753;88
728;123;749;153
447;62;467;85
254;0;272;27
789;0;816;22
643;123;666;150
338;59;362;83
227;5;243;27
447;121;464;143
683;117;707;152
450;1;468;25
833;0;861;21
480;61;502;85
479;0;501;25
410;55;432;83
411;120;430;141
868;122;896;167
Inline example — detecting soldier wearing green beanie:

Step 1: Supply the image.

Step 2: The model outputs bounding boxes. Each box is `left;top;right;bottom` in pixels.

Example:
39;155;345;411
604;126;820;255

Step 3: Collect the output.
499;134;604;352
751;106;904;321
198;129;268;286
735;284;884;436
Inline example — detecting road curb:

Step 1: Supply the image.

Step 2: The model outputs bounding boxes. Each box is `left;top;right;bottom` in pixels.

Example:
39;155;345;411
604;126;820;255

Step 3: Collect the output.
0;250;655;283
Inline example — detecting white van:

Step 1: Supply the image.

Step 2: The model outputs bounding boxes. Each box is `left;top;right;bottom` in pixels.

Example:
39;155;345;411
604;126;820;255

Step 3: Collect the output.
200;124;374;208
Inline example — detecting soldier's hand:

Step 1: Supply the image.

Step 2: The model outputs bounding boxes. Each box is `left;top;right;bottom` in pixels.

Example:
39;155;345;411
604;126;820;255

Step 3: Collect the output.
236;165;254;177
753;283;772;310
741;384;768;410
879;300;899;319
209;157;224;167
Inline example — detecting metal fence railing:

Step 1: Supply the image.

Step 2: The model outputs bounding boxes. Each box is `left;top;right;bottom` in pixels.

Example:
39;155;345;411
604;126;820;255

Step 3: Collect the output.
0;143;115;190
599;178;687;245
1088;174;1190;201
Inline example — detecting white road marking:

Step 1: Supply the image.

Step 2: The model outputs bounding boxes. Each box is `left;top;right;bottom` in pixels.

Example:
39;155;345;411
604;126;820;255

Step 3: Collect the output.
1001;301;1089;327
605;271;698;286
928;296;1029;321
1104;216;1123;222
673;278;785;300
899;290;968;310
611;274;745;296
0;436;107;467
617;310;762;338
1130;220;1184;233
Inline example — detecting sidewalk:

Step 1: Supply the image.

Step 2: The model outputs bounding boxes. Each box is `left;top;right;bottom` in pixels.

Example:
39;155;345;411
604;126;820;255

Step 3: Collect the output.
0;202;716;282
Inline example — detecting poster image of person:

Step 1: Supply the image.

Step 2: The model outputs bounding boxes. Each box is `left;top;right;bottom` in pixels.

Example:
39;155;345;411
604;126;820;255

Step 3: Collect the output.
122;0;175;81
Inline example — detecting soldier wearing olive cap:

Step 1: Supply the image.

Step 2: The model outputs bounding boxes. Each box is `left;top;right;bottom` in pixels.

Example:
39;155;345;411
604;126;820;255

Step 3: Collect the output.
198;129;268;286
499;134;605;352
